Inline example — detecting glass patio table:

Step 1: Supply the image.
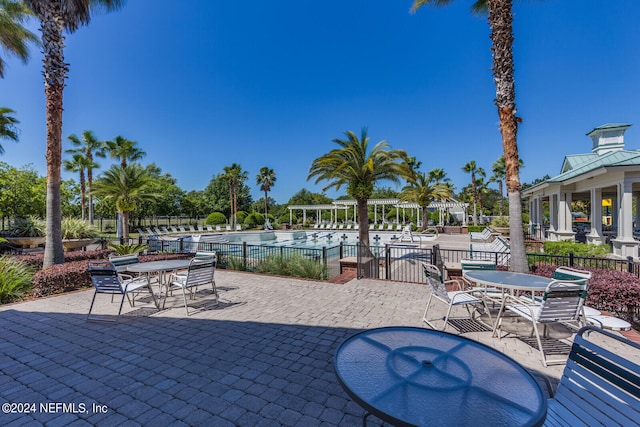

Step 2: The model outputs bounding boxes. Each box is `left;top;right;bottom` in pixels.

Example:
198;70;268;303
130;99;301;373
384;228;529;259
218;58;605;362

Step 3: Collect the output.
334;326;546;427
125;259;191;304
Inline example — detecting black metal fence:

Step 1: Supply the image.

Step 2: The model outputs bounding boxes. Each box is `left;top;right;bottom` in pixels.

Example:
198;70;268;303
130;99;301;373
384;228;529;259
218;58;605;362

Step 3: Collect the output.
141;236;640;282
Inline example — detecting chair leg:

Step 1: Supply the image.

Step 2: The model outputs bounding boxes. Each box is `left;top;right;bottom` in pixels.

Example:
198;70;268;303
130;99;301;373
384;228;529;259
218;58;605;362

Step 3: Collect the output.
422;294;437;329
87;290;99;321
181;286;191;316
530;320;547;367
442;304;455;331
211;281;219;305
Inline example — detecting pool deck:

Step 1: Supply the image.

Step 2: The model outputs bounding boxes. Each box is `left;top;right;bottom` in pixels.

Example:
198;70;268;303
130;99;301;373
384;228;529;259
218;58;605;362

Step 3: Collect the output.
5;267;638;426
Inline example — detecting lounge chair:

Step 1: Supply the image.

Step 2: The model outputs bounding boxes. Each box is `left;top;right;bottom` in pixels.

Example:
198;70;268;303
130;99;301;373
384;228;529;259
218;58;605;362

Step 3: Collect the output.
215;225;221;231
225;225;232;231
206;225;213;231
469;227;495;242
161;227;170;234
170;226;178;233
235;224;242;231
338;224;345;230
179;226;186;233
153;227;163;235
540;326;640;426
369;224;375;230
395;224;403;231
345;224;353;230
197;225;204;232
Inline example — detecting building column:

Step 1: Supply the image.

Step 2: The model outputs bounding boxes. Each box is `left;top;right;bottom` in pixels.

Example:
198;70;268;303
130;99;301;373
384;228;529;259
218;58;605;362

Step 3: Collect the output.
612;178;639;258
587;188;604;244
551;190;575;241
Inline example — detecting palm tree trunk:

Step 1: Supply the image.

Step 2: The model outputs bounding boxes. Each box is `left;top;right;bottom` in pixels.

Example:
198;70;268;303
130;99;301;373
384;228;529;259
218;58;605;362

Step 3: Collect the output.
87;164;94;225
357;198;369;246
471;172;478;225
120;210;129;241
80;172;86;220
41;4;66;267
264;189;268;217
488;0;527;272
498;179;504;216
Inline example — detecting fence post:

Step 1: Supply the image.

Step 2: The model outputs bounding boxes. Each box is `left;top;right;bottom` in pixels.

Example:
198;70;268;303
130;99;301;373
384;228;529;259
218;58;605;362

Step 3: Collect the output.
322;246;328;277
627;256;634;273
569;252;574;267
386;245;391;280
340;242;344;259
243;242;247;270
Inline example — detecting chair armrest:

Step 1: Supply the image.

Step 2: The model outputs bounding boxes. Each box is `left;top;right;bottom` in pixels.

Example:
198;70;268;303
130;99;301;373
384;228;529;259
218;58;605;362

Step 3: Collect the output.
444;279;464;291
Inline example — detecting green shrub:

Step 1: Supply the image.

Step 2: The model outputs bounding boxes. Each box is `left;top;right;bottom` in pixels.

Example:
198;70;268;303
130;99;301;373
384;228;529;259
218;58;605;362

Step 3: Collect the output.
206;212;227;225
467;225;485;233
236;211;248;224
61;218;100;239
490;216;509;227
542;241;610;257
9;216;46;237
244;212;265;228
256;254;327;280
0;257;35;304
108;243;149;255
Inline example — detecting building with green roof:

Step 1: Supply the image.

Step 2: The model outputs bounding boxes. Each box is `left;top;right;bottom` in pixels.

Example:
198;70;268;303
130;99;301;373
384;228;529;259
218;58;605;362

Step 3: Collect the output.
523;123;640;258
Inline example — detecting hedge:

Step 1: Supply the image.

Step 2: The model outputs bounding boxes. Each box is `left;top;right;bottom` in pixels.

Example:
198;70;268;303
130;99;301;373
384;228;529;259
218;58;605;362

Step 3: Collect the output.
531;264;640;323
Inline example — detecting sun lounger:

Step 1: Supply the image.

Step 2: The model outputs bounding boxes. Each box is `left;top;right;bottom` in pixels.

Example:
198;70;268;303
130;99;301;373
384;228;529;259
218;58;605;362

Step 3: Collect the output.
161;227;170;234
225;225;232;231
469;227;495;242
170;226;178;233
207;225;214;231
197;225;204;232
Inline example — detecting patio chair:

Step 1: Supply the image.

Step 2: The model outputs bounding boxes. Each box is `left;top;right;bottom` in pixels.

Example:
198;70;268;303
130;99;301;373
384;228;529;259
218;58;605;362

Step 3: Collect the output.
161;227;170;234
165;256;217;315
189;225;196;232
179;226;186;233
345;224;353;230
235;224;242;231
170;226;178;233
369;223;375;230
541;326;640;426
225;224;232;231
206;225;214;231
153;227;163;235
197;225;204;232
494;279;588;366
421;262;492;332
215;225;221;231
87;261;157;322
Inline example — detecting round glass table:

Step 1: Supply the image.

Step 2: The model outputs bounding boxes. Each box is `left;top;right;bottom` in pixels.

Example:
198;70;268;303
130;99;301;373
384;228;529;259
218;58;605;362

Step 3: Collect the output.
334;326;546;427
463;270;553;292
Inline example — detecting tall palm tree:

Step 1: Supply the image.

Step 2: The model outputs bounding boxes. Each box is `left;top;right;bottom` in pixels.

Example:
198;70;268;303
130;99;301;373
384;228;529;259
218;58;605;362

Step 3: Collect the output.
399;171;452;228
67;130;103;224
91;164;157;242
256;166;276;217
427;168;451;224
490;156;506;216
24;0;124;267
103;135;145;168
308;128;413;246
462;160;484;225
0;107;19;153
0;0;39;78
63;152;96;220
412;0;527;271
222;163;247;228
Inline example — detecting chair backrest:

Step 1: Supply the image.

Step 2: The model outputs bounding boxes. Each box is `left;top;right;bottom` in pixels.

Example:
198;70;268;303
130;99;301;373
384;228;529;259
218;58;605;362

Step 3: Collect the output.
461;258;496;274
552;267;592;285
170;226;178;233
184;257;216;288
108;254;140;268
193;251;217;261
422;262;449;302
88;261;123;293
536;280;587;323
551;326;640;426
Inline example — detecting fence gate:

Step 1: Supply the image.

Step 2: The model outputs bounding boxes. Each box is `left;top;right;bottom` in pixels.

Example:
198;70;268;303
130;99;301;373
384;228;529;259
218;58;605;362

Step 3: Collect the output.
384;244;432;283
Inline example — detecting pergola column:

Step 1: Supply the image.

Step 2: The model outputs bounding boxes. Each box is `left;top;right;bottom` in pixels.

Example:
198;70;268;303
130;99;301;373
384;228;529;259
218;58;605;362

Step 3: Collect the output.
587;188;604;244
611;178;639;258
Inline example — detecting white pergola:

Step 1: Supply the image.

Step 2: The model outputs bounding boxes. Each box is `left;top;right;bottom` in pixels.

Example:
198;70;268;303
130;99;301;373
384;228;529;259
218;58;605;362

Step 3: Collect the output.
523;123;640;258
288;198;468;226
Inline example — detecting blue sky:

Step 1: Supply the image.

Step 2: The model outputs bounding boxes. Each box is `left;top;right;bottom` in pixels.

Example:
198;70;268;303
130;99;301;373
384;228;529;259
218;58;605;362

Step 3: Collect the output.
1;0;639;204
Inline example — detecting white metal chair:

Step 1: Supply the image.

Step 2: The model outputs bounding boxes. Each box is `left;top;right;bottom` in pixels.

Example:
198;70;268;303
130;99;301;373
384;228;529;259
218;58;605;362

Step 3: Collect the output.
460;258;501;304
87;261;156;322
165;256;217;315
495;279;588;366
422;262;492;331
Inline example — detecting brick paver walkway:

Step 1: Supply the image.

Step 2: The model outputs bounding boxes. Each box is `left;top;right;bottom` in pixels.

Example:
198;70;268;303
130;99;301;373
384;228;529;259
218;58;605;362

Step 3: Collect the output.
1;270;632;426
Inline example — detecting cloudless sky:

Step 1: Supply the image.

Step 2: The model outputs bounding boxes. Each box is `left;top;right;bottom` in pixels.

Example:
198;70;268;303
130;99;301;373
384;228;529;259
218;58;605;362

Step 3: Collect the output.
1;0;639;204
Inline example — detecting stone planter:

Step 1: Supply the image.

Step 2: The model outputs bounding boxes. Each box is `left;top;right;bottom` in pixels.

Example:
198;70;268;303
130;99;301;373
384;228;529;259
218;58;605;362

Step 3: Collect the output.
62;238;99;251
6;236;46;248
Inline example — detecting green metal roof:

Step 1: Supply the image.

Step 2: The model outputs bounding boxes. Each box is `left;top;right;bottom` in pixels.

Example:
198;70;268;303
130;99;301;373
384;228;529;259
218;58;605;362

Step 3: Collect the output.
548;149;640;183
585;123;631;136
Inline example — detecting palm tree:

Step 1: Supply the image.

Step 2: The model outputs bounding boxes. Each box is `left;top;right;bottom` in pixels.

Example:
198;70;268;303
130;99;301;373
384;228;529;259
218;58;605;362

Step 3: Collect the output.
63;152;96;220
490;156;506;216
0;107;19;153
67;130;104;224
462;160;484;225
0;0;39;78
308;128;413;246
91;164;157;242
399;171;452;228
427;168;451;224
222;163;247;228
103;135;145;168
412;0;527;271
256;166;276;217
24;0;124;267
